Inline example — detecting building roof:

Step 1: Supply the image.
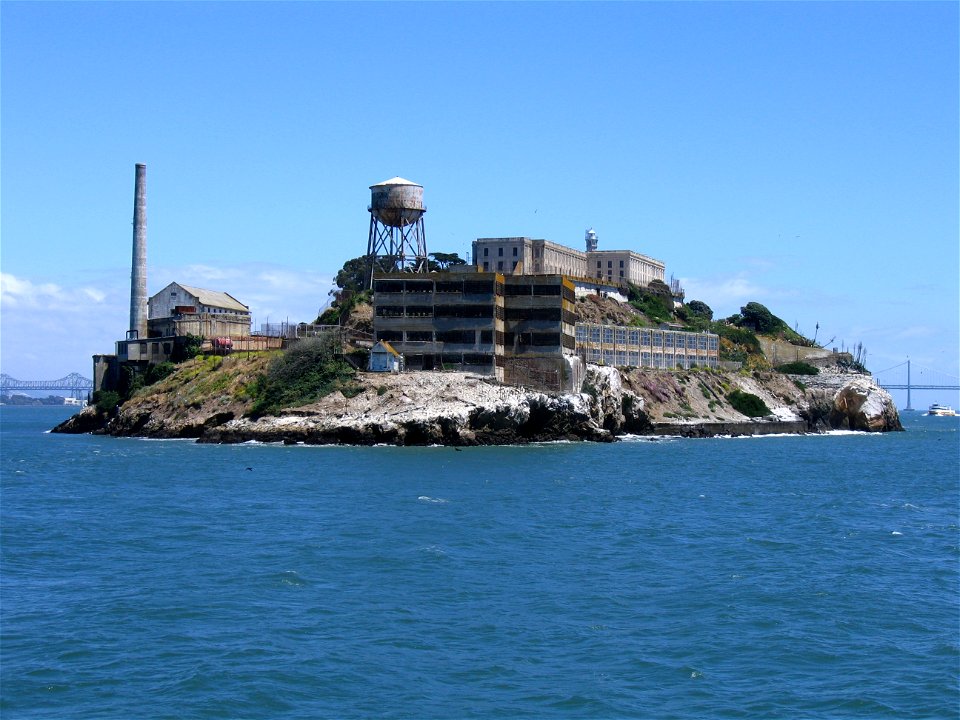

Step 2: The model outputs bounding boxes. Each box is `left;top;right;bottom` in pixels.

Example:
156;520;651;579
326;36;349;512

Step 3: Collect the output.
371;340;401;357
177;284;249;313
370;176;421;188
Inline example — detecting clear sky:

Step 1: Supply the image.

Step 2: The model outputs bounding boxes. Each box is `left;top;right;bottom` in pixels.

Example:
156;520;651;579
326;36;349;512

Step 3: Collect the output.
2;1;957;409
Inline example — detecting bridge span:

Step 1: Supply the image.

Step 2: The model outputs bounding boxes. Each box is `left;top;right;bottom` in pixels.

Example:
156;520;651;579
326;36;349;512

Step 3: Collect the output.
874;360;959;411
1;373;94;399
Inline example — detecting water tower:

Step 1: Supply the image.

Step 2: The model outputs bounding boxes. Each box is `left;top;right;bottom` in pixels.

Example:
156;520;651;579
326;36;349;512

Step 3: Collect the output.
365;176;428;288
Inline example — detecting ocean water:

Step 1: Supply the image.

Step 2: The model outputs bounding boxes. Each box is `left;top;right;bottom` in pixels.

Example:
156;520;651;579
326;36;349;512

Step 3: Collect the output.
1;407;957;719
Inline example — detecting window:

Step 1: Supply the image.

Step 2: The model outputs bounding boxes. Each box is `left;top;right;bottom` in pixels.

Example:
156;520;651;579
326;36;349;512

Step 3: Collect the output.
596;261;601;268
483;261;489;271
498;247;504;257
483;248;488;257
513;247;518;257
608;261;612;268
619;260;624;268
619;271;624;278
497;261;503;270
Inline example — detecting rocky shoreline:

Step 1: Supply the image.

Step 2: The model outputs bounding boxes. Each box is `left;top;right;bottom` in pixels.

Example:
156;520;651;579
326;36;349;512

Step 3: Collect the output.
53;362;902;445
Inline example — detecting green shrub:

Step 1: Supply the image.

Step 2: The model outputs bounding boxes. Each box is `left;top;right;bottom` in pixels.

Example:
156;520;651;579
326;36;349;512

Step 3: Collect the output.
776;361;819;376
626;283;675;324
713;324;761;353
92;390;120;415
727;389;771;417
171;334;203;362
143;361;176;385
248;335;359;416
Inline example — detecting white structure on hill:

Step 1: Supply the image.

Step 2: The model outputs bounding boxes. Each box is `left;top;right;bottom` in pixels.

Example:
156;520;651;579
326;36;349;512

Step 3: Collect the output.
472;231;665;287
148;282;251;338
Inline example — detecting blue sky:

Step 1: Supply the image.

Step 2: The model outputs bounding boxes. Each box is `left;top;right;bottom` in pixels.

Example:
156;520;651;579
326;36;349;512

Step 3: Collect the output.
2;1;957;408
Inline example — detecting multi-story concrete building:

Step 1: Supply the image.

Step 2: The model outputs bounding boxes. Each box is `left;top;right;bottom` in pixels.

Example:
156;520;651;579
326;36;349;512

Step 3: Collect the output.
372;271;581;390
472;234;665;288
586;250;664;286
373;272;504;375
575;323;720;370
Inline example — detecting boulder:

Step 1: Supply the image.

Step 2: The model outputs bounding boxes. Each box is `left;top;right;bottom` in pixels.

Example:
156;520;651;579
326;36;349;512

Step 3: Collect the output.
830;378;903;432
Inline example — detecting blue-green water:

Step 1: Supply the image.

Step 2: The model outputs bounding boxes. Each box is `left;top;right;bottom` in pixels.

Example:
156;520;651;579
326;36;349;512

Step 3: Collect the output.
2;407;957;719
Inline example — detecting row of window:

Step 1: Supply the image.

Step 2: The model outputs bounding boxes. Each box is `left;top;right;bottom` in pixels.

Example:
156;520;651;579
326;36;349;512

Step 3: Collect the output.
482;246;520;258
376;330;497;345
583;348;721;369
575;326;720;351
375;305;500;319
482;260;520;272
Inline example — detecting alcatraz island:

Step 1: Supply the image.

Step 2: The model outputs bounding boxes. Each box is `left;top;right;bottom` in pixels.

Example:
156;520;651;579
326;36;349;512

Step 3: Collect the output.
54;169;902;444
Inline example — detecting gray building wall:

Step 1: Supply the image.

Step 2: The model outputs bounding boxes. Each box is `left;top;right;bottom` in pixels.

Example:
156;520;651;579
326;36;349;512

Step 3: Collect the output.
473;237;665;287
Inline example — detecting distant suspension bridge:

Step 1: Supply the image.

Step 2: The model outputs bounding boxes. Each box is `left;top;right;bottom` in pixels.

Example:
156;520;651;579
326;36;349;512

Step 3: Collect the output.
873;360;960;411
1;373;94;400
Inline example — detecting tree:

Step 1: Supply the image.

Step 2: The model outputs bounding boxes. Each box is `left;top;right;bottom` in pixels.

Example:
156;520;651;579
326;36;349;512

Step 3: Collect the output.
429;252;467;271
333;255;370;298
685;300;713;322
738;302;778;333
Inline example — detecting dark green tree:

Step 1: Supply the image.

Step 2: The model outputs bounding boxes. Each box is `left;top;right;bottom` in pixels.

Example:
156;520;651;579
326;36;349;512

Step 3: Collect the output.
333;256;370;297
686;300;713;322
429;252;467;270
738;302;778;333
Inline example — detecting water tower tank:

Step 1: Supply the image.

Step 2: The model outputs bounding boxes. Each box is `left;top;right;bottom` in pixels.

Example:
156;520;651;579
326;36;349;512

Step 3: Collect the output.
369;177;425;228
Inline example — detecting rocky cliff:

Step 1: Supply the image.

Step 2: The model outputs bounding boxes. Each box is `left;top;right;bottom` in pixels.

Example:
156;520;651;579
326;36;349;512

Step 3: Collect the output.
53;356;901;444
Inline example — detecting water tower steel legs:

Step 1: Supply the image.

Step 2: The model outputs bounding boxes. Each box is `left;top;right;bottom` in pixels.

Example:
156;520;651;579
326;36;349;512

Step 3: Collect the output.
366;214;428;289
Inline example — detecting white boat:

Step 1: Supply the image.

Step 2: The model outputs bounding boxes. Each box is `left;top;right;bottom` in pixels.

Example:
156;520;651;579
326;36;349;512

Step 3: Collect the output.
926;403;957;417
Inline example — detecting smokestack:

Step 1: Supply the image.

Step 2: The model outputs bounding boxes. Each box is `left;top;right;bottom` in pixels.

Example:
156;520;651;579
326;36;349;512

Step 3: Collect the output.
129;163;148;339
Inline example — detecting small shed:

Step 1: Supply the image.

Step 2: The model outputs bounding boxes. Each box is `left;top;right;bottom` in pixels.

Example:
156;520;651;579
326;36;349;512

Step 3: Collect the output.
368;340;403;373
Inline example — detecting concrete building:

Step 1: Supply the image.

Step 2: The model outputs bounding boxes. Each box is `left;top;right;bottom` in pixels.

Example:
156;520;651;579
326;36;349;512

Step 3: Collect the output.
472;235;665;288
575;323;720;370
587;250;663;286
148;282;251;339
373;272;504;376
372;271;581;391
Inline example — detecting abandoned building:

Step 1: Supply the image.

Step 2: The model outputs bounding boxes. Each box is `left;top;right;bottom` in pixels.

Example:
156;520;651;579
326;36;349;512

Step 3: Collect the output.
148;282;252;339
372;271;582;391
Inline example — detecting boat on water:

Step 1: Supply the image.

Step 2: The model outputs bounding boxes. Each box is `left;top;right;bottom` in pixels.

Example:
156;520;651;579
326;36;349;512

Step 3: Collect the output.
926;403;957;417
